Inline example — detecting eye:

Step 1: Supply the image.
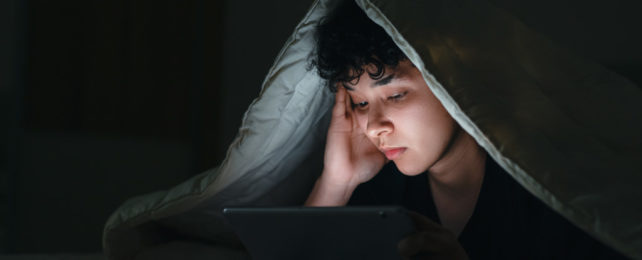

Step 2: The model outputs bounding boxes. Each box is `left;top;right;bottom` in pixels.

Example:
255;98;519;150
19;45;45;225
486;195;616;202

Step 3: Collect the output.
387;91;408;102
351;101;369;110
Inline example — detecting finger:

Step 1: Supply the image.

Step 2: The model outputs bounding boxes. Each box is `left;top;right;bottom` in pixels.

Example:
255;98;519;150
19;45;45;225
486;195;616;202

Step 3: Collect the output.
332;87;346;118
343;86;353;119
407;211;443;232
398;231;446;257
398;233;422;257
340;88;362;131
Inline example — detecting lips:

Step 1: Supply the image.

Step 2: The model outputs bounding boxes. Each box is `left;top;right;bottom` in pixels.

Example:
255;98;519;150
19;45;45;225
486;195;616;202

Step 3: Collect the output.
382;147;406;160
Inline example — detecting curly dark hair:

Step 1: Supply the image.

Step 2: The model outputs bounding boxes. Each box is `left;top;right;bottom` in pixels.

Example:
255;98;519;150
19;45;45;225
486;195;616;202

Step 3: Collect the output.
309;0;407;92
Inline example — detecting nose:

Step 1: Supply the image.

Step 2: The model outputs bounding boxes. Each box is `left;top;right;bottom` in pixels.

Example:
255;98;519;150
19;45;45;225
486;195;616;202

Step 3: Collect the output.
366;105;393;138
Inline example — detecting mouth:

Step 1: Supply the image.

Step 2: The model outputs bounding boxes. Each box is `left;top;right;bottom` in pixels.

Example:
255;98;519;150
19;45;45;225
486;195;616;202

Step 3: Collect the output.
381;147;407;160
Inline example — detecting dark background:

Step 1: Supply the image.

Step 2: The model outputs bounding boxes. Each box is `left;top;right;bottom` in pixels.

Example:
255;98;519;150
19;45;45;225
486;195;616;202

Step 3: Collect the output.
1;0;641;254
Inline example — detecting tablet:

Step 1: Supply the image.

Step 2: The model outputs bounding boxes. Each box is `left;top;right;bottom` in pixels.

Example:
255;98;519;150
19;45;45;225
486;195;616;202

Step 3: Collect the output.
222;206;415;260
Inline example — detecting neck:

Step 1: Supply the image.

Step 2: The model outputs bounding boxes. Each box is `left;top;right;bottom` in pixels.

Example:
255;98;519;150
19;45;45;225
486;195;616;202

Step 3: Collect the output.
427;128;486;236
427;128;486;197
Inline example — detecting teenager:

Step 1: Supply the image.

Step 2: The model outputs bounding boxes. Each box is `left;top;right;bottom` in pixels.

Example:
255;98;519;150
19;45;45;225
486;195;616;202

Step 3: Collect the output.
305;1;626;259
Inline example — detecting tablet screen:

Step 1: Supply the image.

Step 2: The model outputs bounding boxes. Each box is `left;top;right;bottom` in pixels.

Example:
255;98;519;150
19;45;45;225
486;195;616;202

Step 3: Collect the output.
223;206;415;260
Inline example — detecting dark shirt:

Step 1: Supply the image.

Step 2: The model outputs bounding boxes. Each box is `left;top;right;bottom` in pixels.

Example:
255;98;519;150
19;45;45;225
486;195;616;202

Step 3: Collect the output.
348;158;628;259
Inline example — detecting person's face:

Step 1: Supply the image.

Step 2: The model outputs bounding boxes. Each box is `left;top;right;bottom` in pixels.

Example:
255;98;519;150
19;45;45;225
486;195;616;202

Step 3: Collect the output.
344;60;458;175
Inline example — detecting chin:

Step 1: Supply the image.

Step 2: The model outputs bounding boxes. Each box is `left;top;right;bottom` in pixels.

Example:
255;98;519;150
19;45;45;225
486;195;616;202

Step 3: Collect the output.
394;160;428;176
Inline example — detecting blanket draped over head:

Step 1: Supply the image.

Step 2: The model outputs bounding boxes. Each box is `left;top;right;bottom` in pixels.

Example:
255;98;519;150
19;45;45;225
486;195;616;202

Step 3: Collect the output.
102;0;642;259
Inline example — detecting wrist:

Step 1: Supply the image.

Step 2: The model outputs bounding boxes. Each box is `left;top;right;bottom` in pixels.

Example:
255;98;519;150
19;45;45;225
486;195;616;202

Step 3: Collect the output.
304;169;359;206
318;169;360;191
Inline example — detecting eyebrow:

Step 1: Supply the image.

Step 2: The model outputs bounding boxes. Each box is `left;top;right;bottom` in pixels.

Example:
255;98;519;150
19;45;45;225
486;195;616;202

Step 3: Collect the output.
342;73;396;91
372;74;395;87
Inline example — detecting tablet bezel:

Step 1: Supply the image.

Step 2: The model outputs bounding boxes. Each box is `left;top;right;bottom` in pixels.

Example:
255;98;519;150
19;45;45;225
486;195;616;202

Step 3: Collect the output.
223;206;415;260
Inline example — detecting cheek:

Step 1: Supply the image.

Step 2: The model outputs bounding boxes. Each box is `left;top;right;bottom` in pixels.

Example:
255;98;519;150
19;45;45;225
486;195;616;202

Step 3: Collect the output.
403;98;456;154
413;103;454;142
411;90;453;131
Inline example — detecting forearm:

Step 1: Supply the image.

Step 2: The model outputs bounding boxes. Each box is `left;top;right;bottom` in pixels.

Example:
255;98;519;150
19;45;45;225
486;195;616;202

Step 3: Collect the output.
304;170;359;206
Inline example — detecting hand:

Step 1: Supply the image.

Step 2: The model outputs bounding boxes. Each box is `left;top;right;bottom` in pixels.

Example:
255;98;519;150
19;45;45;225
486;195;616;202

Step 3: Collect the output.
322;87;387;187
305;87;387;206
398;211;468;260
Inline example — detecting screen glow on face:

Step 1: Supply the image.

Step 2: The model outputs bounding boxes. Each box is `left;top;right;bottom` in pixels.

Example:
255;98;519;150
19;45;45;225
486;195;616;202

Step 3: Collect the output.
344;60;458;175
